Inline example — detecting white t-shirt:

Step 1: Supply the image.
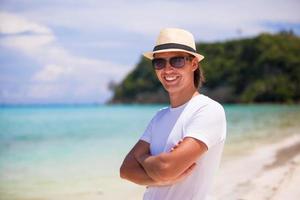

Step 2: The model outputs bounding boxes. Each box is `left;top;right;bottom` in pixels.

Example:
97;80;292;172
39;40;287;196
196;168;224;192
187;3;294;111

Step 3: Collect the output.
140;94;226;200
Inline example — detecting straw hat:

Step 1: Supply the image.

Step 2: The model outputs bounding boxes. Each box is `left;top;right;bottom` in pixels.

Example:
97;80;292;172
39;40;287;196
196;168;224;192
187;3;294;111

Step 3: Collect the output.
143;28;204;62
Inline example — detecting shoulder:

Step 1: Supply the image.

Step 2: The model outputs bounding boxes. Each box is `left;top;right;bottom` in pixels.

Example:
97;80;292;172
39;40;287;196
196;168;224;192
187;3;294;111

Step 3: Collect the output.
150;106;169;122
188;94;225;117
183;95;227;148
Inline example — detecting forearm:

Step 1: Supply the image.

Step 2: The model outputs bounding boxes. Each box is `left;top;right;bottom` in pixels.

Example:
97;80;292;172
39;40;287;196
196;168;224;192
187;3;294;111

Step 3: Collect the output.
136;151;196;182
122;168;156;185
121;139;198;186
120;157;157;185
136;153;173;181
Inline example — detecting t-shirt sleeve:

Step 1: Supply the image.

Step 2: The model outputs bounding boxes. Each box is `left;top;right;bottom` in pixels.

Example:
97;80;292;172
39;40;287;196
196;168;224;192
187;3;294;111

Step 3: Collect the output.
183;102;226;149
139;112;158;143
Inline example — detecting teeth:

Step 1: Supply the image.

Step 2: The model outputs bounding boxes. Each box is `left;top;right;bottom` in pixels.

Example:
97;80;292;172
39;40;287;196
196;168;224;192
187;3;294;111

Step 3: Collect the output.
165;76;177;81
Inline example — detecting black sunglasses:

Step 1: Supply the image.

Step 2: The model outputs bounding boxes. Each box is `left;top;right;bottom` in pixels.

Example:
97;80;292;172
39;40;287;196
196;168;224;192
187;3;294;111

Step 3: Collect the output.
152;56;193;70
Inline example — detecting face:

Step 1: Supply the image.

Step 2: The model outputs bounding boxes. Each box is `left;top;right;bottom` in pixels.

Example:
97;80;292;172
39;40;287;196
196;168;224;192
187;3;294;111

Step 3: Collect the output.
153;51;198;94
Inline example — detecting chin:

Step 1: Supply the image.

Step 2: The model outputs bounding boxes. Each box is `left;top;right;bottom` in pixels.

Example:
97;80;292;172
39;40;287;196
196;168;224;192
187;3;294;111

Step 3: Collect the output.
163;85;183;94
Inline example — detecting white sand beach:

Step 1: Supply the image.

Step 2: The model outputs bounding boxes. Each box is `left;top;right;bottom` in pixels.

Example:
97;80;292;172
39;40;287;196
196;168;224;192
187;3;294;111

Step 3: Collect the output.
212;133;300;200
118;134;300;200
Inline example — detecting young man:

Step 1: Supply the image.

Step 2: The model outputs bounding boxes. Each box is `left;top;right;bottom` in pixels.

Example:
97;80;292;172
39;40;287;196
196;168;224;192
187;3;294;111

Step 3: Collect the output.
120;28;226;200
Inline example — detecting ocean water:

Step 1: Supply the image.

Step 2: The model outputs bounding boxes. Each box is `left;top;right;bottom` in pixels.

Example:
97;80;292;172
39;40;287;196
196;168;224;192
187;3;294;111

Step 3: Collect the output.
0;104;300;199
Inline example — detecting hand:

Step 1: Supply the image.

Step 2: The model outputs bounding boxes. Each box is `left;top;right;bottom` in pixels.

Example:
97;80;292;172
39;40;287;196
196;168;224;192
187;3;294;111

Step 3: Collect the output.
170;139;183;152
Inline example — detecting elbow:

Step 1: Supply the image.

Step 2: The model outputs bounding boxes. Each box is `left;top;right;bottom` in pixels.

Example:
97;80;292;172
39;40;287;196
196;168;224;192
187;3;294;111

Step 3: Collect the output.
119;164;128;179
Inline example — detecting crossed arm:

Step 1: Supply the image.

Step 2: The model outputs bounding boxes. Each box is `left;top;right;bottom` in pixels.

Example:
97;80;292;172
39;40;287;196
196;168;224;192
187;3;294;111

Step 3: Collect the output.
119;137;208;186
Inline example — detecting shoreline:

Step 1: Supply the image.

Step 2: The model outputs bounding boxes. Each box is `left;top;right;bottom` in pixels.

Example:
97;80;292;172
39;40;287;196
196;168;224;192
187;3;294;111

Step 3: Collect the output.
213;133;300;200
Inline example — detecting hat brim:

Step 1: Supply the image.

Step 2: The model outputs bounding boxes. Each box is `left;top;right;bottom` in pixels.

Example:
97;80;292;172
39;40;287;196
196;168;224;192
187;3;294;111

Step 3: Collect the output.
143;49;204;62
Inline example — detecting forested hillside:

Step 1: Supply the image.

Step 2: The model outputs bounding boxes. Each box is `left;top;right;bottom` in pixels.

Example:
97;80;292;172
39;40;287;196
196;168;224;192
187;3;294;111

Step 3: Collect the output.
110;32;300;104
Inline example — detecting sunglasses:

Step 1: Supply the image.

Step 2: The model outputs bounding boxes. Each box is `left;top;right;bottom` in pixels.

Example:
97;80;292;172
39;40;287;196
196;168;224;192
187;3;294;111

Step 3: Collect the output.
152;56;193;70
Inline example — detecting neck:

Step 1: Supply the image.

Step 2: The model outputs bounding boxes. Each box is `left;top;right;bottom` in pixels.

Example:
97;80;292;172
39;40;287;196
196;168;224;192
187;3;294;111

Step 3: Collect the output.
169;86;199;108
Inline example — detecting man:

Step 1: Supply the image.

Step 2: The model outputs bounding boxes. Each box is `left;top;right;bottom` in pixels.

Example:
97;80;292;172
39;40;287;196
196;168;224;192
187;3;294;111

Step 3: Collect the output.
120;28;226;200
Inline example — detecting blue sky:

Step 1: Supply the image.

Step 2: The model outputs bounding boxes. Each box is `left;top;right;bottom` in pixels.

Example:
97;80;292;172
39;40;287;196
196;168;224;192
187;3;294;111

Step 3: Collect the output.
0;0;299;104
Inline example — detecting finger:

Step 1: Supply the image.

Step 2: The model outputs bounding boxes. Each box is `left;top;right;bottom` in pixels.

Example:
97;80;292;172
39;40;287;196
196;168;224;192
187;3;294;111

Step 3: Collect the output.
190;163;197;169
171;144;179;151
175;140;183;147
170;139;184;152
185;163;197;173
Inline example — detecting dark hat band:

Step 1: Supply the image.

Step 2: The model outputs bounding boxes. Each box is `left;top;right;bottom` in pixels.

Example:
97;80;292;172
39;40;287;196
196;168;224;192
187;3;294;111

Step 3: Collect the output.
153;43;196;53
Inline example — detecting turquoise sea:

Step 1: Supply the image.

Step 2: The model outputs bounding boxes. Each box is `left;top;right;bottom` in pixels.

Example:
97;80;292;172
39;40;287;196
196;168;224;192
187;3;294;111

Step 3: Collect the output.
0;104;300;199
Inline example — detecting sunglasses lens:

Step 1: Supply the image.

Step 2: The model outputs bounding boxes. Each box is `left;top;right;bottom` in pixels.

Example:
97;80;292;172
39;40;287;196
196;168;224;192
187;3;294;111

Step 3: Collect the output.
170;57;185;68
152;58;166;69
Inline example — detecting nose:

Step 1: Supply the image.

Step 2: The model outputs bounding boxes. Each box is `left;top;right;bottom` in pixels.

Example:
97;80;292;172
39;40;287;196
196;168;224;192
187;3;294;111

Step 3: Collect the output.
163;61;174;72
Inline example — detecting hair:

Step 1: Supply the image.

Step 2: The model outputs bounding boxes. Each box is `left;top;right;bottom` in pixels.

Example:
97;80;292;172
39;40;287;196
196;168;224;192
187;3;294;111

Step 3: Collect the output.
189;55;205;89
193;63;205;89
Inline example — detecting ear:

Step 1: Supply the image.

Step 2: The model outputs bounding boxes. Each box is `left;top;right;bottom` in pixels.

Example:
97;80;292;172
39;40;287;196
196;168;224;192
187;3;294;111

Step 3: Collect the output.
191;58;198;71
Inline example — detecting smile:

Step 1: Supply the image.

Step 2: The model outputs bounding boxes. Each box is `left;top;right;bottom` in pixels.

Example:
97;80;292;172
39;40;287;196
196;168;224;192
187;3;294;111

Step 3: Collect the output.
164;75;180;82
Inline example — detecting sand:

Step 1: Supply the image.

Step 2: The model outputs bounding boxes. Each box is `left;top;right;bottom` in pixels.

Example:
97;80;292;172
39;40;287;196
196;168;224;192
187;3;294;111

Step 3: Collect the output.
212;134;300;200
99;134;300;200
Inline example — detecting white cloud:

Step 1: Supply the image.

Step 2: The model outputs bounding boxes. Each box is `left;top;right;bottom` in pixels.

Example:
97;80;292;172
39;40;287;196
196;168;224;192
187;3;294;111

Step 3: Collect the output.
0;11;55;55
11;0;300;40
0;11;132;103
26;83;67;99
33;64;71;82
0;34;55;53
0;12;52;34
